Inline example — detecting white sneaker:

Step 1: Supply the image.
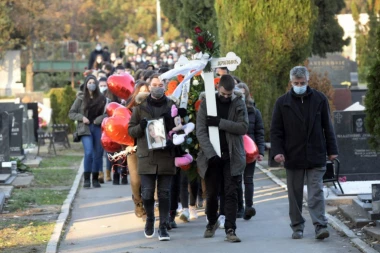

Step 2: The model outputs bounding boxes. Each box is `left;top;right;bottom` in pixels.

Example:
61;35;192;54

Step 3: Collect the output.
180;208;190;222
218;215;225;229
189;206;198;220
176;203;183;213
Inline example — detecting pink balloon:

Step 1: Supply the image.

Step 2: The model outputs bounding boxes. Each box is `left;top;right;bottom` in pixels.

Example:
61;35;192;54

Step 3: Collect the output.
101;132;122;153
244;135;259;164
106;102;123;117
102;109;134;146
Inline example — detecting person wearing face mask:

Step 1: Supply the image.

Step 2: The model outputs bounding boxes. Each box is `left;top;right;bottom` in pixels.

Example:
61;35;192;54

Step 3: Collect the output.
128;74;177;241
88;43;104;70
271;66;338;240
196;74;248;243
235;83;265;221
69;75;107;188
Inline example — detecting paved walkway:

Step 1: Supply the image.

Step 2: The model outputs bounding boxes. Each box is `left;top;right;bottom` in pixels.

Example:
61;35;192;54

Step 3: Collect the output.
58;164;361;253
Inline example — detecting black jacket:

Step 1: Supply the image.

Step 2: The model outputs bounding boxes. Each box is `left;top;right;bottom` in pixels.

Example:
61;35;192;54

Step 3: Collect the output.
247;106;265;156
270;87;338;169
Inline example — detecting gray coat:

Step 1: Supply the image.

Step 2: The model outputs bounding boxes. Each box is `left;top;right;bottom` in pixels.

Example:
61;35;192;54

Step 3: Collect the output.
128;95;176;175
196;91;249;178
68;92;107;136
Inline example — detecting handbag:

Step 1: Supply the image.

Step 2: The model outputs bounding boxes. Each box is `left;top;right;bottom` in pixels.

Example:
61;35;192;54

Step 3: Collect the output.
73;131;81;142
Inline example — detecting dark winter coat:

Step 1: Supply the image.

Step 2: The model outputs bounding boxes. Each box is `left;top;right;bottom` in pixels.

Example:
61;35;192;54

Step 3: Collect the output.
128;95;177;175
247;106;265;156
88;49;104;69
196;91;248;178
270;87;338;170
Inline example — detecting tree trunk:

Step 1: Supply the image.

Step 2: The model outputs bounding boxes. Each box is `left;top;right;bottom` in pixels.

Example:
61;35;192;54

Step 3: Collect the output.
25;47;34;92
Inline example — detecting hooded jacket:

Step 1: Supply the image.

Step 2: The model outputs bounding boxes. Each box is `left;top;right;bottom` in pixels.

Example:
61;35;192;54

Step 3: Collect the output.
68;91;107;136
196;90;249;178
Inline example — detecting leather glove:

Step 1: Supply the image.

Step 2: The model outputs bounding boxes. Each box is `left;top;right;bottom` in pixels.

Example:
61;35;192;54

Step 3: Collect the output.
206;116;221;127
140;118;148;130
165;140;175;150
178;108;188;118
208;155;222;168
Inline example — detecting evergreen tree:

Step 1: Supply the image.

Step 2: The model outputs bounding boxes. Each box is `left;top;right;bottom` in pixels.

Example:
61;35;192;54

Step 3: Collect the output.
365;26;380;150
50;93;60;125
160;0;218;37
59;85;77;132
215;0;316;139
312;0;350;57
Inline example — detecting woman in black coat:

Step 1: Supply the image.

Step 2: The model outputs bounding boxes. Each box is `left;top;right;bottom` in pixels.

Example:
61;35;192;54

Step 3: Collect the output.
236;83;265;220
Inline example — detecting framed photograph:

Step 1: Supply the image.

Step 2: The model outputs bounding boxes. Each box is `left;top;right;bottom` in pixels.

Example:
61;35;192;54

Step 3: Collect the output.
145;117;167;150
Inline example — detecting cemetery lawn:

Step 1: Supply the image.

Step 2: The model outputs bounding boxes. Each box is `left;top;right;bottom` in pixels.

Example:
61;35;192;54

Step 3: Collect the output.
269;167;287;181
0;143;83;253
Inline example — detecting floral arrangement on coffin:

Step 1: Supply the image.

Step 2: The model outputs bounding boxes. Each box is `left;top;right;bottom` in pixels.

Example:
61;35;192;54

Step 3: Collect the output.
192;26;220;72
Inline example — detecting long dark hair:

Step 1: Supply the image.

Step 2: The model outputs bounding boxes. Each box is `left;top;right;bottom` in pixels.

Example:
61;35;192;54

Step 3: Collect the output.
83;75;105;111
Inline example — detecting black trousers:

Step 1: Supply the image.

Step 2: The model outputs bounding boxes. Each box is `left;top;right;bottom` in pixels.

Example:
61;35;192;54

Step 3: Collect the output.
170;168;189;213
237;161;256;208
205;158;240;232
141;174;172;224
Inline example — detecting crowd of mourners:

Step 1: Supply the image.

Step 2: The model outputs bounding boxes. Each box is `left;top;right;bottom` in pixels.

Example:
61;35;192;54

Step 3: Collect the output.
68;36;338;243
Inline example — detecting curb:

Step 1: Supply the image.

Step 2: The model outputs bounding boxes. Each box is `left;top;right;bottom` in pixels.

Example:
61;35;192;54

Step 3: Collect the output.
256;163;377;253
45;158;84;253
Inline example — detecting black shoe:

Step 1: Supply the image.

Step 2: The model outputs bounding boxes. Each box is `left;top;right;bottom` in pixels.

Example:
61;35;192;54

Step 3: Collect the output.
83;172;91;188
236;207;244;219
204;221;220;238
225;228;241;242
121;168;128;185
113;173;120;185
315;226;329;240
158;224;170;241
243;206;256;220
144;218;155;238
92;173;101;188
169;220;177;229
292;230;303;239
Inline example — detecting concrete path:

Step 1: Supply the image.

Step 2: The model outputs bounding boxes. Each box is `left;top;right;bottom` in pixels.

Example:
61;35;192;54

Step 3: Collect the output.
58;167;361;253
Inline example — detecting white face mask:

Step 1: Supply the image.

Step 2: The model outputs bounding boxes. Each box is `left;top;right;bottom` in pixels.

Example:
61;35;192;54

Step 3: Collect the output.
167;59;174;65
147;48;153;54
95;45;102;51
136;58;142;63
99;86;107;93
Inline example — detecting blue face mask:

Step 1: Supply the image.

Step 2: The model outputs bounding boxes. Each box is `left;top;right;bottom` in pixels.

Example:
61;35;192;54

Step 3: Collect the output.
292;85;307;95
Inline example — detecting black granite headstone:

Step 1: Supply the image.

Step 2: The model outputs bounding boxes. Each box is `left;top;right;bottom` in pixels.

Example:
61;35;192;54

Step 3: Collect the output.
27;103;39;142
333;110;380;181
8;108;24;156
0;112;10;162
308;53;358;87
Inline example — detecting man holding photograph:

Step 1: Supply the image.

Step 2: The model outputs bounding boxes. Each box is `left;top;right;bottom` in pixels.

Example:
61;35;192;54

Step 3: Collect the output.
128;73;176;241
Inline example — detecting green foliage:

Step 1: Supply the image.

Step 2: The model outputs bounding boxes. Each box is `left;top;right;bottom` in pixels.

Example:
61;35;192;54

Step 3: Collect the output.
10;157;31;173
354;0;380;82
365;26;380;150
0;2;15;55
49;86;76;131
312;0;350;57
160;0;218;37
215;0;316;140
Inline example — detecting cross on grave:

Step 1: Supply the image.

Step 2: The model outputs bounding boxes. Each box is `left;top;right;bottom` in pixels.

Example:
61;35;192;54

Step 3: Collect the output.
335;112;343;124
160;52;241;157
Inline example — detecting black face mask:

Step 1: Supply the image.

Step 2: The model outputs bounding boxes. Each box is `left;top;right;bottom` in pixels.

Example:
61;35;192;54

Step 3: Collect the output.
218;94;231;103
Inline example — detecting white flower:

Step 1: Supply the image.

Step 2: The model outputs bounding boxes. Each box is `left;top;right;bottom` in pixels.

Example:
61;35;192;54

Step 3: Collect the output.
192;79;199;86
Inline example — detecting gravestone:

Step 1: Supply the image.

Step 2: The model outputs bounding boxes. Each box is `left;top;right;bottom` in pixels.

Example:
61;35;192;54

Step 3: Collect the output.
27;103;39;143
0;50;25;96
333;110;380;181
0;112;10;163
308;53;358;87
8;108;24;156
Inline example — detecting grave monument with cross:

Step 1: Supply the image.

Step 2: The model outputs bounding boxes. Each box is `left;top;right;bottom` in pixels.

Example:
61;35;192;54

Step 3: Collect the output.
160;52;241;156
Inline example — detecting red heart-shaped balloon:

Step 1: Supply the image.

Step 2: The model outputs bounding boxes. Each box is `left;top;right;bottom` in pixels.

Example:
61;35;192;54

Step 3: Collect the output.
106;102;123;117
113;107;131;118
107;74;135;100
101;132;122;153
244;135;259;164
102;110;134;146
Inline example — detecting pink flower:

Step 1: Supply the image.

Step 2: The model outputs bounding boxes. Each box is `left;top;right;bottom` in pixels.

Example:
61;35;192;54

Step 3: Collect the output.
194;27;202;34
197;36;204;43
206;41;213;49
